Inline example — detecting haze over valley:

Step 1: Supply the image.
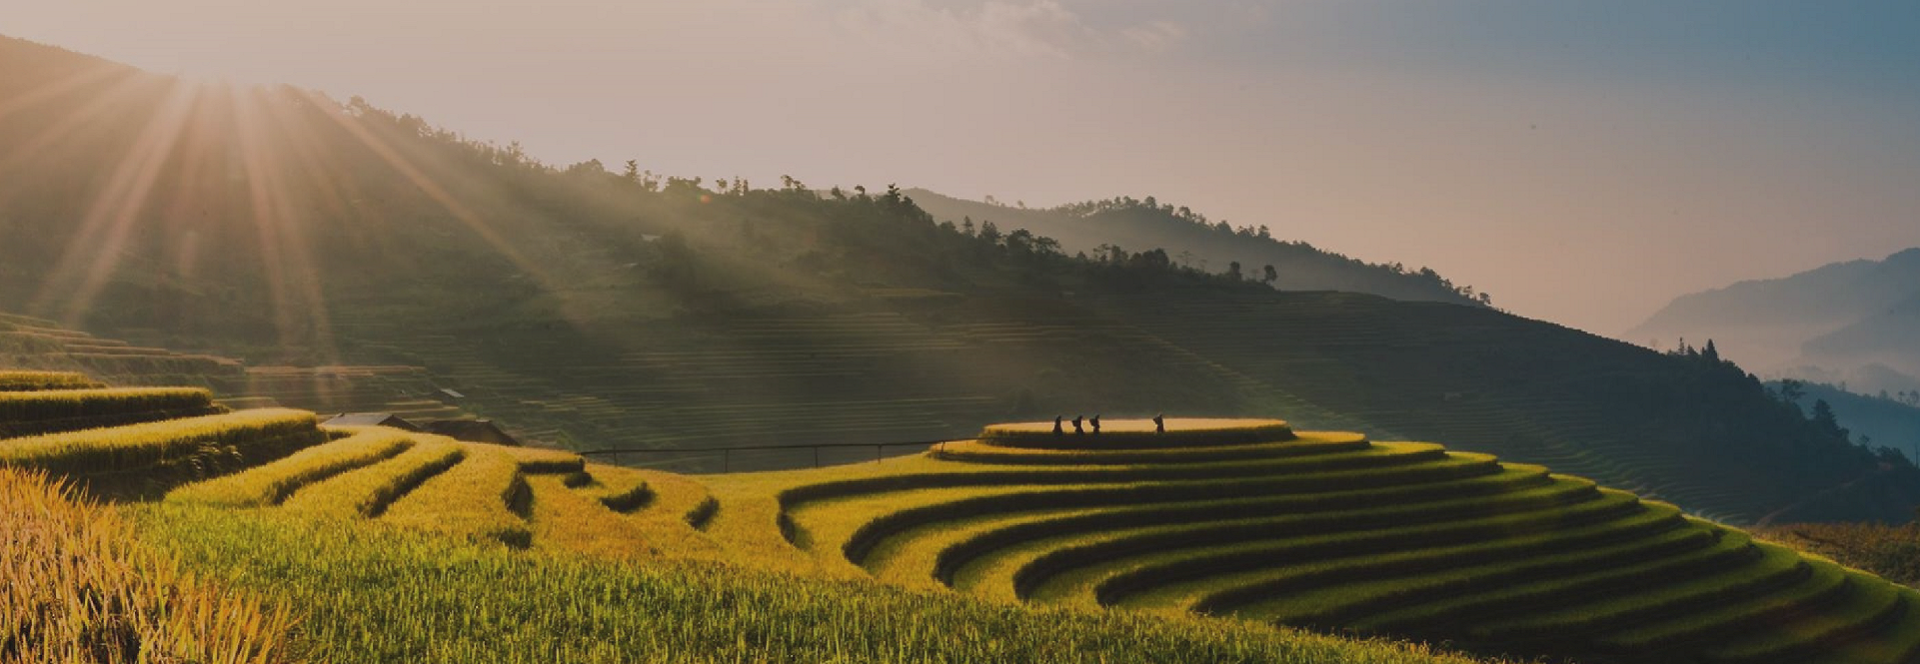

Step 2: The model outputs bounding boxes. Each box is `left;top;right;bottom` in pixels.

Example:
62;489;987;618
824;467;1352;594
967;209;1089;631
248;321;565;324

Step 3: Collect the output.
6;3;1920;663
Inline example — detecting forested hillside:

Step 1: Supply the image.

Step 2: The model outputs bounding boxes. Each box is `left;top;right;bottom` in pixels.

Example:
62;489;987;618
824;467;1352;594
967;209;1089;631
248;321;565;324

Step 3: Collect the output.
2;34;1916;523
909;189;1490;306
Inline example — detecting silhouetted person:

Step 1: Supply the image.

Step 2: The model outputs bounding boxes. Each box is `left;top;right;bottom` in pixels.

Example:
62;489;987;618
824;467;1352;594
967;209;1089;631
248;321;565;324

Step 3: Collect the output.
1072;416;1084;435
1052;416;1064;436
1153;414;1165;434
1091;415;1101;435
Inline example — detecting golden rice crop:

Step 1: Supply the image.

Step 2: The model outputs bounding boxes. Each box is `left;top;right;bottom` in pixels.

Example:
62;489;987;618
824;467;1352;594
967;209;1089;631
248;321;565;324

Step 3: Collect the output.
0;467;295;664
131;500;1511;664
280;440;465;520
490;443;585;474
382;442;532;547
524;475;657;558
0;371;103;392
0;387;215;425
0;408;320;476
166;428;417;508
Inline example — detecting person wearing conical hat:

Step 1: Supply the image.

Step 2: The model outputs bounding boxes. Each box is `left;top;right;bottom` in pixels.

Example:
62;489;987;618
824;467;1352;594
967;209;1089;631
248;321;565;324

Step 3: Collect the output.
1072;415;1084;435
1091;414;1101;435
1153;413;1165;434
1053;416;1064;436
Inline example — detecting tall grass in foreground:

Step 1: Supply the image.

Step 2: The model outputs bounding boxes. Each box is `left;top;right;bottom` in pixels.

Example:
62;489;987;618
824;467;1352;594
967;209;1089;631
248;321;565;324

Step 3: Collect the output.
131;504;1506;664
1;468;294;663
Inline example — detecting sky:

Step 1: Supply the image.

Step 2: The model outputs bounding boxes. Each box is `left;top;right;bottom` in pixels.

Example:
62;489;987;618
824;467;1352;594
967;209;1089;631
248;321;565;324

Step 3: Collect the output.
8;0;1920;335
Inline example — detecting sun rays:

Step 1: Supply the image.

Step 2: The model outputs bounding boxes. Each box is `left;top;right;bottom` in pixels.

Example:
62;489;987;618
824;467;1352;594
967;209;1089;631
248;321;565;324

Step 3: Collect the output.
4;64;579;377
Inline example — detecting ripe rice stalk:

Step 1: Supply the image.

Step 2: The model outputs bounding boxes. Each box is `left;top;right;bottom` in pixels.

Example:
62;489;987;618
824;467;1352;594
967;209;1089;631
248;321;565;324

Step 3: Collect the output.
167;427;417;507
383;442;532;547
280;440;465;519
0;467;295;664
0;370;103;392
0;408;320;476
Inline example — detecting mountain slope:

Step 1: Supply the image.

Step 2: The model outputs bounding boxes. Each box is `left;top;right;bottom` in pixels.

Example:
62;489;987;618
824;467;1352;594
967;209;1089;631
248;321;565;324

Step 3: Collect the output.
908;189;1489;306
1;34;1916;523
12;391;1920;664
1628;248;1920;382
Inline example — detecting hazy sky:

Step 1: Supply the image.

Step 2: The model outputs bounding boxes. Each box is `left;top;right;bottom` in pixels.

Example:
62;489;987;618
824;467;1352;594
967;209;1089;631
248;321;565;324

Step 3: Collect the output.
9;1;1920;335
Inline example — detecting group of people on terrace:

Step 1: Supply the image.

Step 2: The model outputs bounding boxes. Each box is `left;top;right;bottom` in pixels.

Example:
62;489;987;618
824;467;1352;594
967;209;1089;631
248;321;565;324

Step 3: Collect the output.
1052;414;1165;435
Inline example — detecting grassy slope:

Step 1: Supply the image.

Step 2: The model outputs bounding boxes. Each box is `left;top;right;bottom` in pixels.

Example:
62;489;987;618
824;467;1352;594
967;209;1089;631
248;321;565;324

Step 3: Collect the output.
127;503;1502;664
8;377;1914;664
3;34;1913;524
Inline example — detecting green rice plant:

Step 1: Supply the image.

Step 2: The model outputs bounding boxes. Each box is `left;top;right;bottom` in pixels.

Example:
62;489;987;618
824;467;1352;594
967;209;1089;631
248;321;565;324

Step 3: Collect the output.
1118;503;1690;613
281;439;465;519
129;501;1513;664
1080;481;1648;607
779;443;1469;513
932;431;1366;466
1350;529;1760;634
1228;521;1723;629
0;468;295;663
837;463;1546;568
0;408;321;477
1471;543;1811;640
1831;588;1920;664
1701;576;1911;663
991;485;1635;602
0;370;103;392
926;459;1556;591
165;427;416;507
1595;558;1852;652
383;442;532;547
0;386;221;437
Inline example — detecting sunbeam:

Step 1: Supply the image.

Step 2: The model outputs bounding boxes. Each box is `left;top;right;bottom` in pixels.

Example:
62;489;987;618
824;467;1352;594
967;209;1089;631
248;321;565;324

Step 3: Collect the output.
229;85;339;369
31;79;201;327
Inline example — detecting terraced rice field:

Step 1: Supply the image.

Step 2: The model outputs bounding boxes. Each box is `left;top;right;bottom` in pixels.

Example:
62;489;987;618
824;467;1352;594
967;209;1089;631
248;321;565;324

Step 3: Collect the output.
12;372;1919;661
1091;292;1780;523
163;425;719;556
1;313;480;429
743;418;1920;664
0;372;327;496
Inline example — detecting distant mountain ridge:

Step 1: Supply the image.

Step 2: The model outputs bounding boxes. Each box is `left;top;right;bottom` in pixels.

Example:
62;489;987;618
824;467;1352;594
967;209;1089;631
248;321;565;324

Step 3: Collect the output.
4;33;1918;524
907;189;1490;307
1629;248;1920;393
